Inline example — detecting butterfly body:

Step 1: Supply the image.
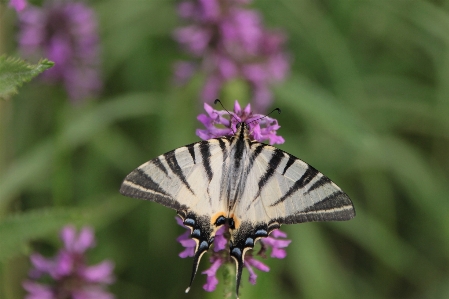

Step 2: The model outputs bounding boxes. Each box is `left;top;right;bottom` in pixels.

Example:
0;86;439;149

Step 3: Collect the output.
120;121;355;296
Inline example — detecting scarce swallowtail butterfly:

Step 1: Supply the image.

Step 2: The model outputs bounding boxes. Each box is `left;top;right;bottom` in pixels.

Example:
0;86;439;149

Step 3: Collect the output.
120;102;355;297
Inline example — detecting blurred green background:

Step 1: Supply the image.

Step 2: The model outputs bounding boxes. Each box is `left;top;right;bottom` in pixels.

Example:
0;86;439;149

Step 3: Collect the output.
2;0;449;298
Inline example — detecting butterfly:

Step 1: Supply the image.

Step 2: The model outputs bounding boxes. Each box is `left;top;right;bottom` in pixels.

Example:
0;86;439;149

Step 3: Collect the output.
120;108;355;297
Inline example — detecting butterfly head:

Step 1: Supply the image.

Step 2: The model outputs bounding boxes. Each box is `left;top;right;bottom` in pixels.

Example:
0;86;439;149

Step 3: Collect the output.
235;122;250;140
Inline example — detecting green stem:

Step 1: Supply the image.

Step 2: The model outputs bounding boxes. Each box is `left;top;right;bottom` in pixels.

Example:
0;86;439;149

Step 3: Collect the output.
222;262;235;299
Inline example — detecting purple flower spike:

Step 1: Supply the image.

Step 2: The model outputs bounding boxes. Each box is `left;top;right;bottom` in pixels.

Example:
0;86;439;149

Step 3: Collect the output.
23;225;115;299
17;0;101;102
196;100;284;145
261;229;292;259
174;0;290;111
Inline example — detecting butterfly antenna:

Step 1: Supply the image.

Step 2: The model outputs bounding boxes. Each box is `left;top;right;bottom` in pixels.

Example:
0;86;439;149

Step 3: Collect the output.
247;108;281;137
214;99;237;133
248;107;281;127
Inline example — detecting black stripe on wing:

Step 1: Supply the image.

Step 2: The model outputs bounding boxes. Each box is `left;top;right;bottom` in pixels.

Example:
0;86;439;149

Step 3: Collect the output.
152;157;168;176
233;137;245;169
199;141;213;181
305;175;331;193
186;143;196;164
120;169;189;210
232;143;267;208
217;138;229;163
130;168;171;197
270;165;319;207
282;155;295;175
249;149;284;205
281;191;355;224
247;143;266;174
164;149;195;195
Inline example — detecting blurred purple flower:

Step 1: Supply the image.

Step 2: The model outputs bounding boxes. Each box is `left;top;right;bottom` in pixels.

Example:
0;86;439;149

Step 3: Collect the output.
23;225;115;299
174;0;290;112
176;216;290;292
173;61;197;85
17;0;101;102
9;0;27;11
196;99;284;145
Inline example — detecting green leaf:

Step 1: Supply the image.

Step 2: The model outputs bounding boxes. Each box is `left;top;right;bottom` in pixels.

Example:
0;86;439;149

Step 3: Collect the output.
0;56;54;99
0;197;139;263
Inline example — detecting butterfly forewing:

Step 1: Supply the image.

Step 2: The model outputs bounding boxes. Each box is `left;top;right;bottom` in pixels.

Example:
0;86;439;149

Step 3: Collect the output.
121;140;225;213
233;143;355;225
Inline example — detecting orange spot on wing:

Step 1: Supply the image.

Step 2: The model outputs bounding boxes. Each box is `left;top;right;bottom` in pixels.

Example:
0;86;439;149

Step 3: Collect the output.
229;214;241;229
210;211;227;225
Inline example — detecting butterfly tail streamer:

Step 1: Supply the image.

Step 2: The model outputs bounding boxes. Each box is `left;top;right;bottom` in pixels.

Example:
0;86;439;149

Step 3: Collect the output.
230;243;245;298
185;244;209;293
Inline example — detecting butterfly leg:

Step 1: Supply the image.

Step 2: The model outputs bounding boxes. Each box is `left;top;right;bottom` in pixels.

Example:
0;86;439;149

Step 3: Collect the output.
178;210;215;293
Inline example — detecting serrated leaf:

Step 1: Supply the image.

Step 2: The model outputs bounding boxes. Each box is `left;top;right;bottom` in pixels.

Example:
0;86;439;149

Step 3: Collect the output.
0;197;139;263
0;55;54;99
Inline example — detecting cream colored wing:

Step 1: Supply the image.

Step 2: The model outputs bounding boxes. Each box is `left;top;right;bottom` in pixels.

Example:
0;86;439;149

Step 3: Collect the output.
240;143;354;225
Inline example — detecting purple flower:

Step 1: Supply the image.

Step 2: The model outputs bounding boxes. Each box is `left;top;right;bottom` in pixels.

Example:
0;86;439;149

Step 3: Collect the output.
23;225;115;299
176;217;291;292
9;0;27;11
174;0;290;111
17;0;101;102
202;257;224;292
196;99;284;145
245;257;270;285
260;228;291;259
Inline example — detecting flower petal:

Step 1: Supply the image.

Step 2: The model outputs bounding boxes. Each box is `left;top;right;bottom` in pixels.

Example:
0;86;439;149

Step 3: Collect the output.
23;281;55;299
9;0;27;12
80;261;115;284
245;257;269;272
201;258;224;292
53;250;74;278
60;225;77;251
74;227;95;253
29;254;54;278
271;229;287;238
213;226;227;252
244;260;258;285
